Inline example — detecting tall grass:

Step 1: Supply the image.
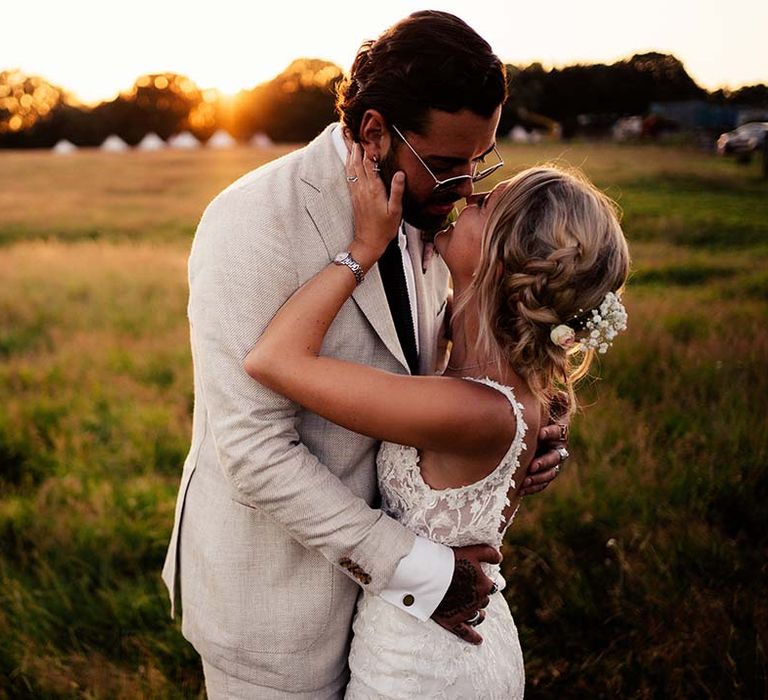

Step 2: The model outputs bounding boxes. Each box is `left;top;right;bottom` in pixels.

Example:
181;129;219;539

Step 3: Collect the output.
0;142;766;698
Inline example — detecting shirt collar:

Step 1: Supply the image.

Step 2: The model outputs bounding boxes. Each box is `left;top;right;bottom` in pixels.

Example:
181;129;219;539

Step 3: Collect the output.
331;123;348;164
332;124;407;243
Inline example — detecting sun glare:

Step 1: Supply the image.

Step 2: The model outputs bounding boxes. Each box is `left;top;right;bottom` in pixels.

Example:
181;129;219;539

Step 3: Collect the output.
0;70;62;133
1;1;766;106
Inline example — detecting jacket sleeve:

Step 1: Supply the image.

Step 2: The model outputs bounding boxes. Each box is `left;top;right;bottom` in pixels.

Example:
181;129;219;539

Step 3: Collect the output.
187;184;415;594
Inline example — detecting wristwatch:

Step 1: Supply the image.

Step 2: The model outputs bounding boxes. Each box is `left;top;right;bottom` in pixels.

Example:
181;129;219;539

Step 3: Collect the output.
333;251;365;285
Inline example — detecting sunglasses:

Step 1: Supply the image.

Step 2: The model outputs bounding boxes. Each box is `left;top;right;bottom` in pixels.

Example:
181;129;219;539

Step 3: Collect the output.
391;124;504;194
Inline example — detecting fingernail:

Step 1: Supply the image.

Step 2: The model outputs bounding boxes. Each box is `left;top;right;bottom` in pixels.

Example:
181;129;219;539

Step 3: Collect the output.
394;171;405;182
524;478;531;486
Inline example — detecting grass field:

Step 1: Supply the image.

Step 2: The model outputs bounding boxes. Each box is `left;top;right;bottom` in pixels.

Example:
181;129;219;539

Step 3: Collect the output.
0;140;766;698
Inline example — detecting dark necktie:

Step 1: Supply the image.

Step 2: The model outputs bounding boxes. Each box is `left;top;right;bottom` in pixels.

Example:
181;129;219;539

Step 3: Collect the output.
378;237;419;375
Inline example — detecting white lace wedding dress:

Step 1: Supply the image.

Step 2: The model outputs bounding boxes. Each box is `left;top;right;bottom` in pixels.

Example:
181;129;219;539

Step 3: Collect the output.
346;377;528;699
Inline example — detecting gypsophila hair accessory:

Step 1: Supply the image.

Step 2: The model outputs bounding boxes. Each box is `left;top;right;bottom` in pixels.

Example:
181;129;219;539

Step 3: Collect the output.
550;292;628;354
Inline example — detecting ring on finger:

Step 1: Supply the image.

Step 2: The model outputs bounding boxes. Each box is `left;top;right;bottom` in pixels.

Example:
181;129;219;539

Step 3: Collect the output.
466;611;482;627
556;446;570;464
558;423;568;441
554;464;561;475
346;175;359;182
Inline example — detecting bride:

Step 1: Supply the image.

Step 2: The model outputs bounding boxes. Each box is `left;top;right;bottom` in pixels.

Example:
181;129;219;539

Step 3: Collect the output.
245;146;630;698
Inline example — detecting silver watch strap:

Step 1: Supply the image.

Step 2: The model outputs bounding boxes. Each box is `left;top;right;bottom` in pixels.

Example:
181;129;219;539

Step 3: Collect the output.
333;252;364;285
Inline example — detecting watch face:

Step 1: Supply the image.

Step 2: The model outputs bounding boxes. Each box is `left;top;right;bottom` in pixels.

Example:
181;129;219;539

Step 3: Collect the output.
334;252;350;263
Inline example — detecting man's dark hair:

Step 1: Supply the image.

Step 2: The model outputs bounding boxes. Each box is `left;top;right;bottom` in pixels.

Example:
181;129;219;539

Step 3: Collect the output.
337;10;507;138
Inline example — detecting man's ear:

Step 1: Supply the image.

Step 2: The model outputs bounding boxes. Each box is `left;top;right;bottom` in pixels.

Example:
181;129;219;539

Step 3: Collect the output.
358;109;392;161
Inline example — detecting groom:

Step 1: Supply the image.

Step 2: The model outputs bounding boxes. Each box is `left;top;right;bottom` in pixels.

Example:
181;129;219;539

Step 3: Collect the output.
163;10;566;698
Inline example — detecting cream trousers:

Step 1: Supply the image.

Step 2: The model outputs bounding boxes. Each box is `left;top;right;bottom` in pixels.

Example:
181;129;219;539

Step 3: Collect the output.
202;660;345;699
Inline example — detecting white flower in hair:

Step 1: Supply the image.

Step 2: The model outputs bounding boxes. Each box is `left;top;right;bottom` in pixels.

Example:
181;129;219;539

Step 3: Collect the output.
579;292;628;354
550;292;627;354
550;324;577;349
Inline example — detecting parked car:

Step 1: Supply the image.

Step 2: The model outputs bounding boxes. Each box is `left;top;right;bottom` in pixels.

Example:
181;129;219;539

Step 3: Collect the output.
717;122;768;155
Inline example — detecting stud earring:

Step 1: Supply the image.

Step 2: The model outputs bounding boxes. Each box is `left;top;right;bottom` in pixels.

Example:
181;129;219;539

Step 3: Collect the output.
372;156;381;174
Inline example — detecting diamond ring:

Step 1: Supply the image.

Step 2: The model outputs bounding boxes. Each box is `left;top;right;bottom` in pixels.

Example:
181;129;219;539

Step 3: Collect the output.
556;446;570;463
346;175;359;182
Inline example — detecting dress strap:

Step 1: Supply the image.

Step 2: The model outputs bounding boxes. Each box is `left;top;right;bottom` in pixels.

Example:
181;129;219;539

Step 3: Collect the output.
463;376;528;472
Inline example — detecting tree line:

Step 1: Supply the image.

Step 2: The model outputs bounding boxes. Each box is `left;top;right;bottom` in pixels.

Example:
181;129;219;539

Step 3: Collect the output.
1;53;766;149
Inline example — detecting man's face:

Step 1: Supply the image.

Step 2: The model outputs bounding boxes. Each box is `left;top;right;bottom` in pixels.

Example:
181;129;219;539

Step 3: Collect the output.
378;107;502;233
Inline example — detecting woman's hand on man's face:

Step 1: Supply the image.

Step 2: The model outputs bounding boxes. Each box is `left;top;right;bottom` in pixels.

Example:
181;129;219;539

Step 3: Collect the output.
346;143;404;266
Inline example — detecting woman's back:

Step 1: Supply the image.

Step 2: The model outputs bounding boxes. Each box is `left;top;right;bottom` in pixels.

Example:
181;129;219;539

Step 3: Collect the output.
377;377;536;549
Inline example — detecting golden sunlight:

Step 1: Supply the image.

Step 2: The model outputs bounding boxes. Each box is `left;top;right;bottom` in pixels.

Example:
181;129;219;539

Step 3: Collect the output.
2;1;766;105
0;70;62;133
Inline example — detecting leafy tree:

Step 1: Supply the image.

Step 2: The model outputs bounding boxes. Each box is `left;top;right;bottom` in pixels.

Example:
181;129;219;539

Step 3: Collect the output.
85;73;207;146
43;102;110;147
0;70;66;147
233;59;344;142
115;73;205;142
503;52;707;137
2;55;765;148
726;84;768;108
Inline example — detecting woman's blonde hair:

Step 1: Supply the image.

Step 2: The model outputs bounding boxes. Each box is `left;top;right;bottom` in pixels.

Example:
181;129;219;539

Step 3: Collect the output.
460;165;630;413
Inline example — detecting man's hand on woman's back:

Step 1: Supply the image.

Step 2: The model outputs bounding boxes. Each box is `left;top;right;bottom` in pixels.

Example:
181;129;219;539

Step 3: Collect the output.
431;544;502;645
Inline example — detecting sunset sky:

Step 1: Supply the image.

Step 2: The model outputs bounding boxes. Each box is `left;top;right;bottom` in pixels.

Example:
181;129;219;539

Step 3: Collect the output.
3;0;766;104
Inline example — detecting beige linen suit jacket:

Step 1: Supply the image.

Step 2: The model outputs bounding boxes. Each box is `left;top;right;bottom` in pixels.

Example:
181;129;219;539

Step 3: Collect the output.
162;124;450;695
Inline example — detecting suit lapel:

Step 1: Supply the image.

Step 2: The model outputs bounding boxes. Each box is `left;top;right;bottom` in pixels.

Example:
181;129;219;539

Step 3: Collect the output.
300;126;409;373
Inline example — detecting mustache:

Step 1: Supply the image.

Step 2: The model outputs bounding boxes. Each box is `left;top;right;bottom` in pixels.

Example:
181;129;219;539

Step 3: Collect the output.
427;193;461;205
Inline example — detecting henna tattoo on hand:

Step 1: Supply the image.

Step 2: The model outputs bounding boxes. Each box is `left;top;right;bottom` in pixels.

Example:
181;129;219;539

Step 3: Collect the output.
434;558;479;618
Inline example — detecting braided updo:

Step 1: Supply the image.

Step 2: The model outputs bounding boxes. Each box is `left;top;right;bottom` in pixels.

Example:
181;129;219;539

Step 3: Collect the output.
469;166;630;412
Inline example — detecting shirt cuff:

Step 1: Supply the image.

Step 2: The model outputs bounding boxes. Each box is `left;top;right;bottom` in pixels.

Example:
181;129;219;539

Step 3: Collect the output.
378;535;454;621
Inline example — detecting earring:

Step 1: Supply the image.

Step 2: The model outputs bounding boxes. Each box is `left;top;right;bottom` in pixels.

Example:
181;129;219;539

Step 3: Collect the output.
372;156;381;174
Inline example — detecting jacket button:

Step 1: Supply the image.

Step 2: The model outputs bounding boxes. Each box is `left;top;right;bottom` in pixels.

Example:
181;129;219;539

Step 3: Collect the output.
402;594;415;607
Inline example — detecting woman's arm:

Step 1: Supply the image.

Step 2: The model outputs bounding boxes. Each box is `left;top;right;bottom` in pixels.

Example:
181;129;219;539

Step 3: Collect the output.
245;145;515;457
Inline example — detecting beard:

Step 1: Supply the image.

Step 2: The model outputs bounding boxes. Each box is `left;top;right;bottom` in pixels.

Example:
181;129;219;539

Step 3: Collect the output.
378;150;458;238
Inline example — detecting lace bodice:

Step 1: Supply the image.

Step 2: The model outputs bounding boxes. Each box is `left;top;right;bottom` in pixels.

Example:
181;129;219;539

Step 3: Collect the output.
376;377;528;550
346;377;528;699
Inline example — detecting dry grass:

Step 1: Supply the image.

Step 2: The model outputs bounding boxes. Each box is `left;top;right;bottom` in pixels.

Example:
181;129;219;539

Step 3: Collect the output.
0;146;293;243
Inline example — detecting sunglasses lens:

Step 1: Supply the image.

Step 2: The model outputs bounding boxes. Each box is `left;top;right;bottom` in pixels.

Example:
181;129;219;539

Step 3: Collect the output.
433;176;472;193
